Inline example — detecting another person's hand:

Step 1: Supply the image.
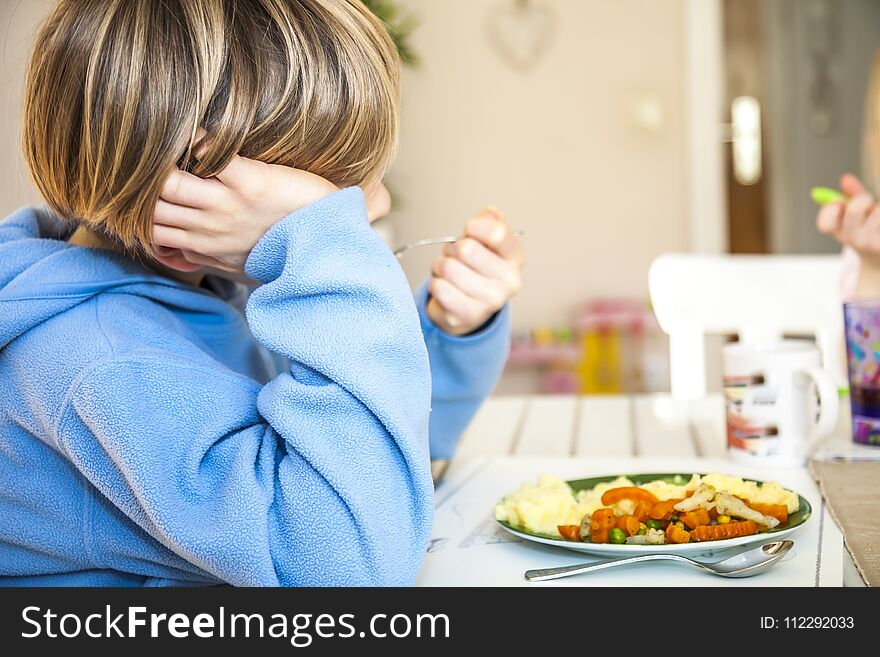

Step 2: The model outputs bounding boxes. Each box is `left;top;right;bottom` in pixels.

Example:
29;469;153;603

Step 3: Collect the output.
152;155;338;273
816;173;880;263
427;207;525;336
816;173;880;298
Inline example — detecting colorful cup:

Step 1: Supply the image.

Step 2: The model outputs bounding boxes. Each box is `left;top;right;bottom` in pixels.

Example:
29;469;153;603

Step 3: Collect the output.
844;300;880;446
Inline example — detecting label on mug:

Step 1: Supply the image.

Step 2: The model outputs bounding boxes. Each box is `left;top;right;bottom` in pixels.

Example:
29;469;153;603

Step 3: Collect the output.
723;373;781;458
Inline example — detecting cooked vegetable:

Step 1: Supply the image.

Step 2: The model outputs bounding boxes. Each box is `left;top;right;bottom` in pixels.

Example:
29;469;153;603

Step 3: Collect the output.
589;508;616;543
625;528;666;545
691;520;758;542
557;524;581;541
665;522;691;544
649;499;683;521
601;486;659;506
632;500;653;522
673;483;716;512
680;507;711;529
716;515;731;525
747;502;789;524
714;492;779;529
616;515;641;537
645;518;664;531
608;527;627;544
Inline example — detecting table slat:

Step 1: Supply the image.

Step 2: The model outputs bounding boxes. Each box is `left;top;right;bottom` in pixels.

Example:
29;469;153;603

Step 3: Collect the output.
513;395;578;456
632;394;696;457
574;396;634;457
448;395;527;465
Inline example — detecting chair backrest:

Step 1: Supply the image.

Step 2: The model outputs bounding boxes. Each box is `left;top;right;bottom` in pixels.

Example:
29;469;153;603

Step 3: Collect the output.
648;253;845;400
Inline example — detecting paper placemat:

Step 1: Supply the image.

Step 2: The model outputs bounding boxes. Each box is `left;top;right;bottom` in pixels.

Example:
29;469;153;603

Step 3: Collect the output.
809;459;880;586
420;456;843;587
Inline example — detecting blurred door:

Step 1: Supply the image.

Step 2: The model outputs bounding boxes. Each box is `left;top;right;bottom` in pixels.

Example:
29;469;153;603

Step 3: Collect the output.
723;0;769;254
763;0;880;254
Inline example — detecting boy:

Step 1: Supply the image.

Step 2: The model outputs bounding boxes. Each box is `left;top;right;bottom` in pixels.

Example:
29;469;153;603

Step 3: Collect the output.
0;0;523;586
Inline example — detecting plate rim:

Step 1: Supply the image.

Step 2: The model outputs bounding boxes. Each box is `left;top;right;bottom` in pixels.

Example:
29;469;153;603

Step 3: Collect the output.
494;471;812;552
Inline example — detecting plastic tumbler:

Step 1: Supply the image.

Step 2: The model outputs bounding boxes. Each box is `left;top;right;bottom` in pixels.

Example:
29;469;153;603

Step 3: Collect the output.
844;300;880;445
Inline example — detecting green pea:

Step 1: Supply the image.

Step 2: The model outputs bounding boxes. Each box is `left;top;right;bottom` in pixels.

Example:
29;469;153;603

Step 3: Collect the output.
637;527;647;536
608;527;627;544
645;519;664;530
669;514;679;523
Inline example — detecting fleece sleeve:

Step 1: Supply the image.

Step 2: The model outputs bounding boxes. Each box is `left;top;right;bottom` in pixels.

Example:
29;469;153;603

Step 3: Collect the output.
415;284;511;460
54;188;434;586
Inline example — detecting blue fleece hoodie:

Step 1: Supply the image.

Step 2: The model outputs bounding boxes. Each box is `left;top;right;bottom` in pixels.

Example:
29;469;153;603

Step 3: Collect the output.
0;187;509;586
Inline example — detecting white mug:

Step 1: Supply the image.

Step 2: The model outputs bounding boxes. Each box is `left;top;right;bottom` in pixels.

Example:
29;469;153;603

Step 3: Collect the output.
722;340;839;467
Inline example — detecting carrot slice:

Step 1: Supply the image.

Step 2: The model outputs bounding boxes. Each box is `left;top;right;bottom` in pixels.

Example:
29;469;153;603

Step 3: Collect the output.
649;499;684;521
589;508;616;544
681;508;711;529
691;520;758;542
632;500;653;523
601;486;659;506
746;502;789;524
557;525;581;541
615;515;641;537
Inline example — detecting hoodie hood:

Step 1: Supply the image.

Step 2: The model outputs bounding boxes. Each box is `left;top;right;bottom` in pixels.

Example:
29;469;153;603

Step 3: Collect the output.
0;207;237;350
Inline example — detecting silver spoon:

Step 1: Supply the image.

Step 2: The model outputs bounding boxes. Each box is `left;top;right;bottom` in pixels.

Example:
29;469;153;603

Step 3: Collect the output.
393;229;525;258
524;540;794;582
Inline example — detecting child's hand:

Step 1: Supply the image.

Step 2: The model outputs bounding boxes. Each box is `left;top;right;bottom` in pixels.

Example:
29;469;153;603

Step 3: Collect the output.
816;173;880;266
427;208;525;335
153;155;338;273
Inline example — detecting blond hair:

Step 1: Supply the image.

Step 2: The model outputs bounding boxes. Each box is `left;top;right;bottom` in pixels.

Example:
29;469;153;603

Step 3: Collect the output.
23;0;400;253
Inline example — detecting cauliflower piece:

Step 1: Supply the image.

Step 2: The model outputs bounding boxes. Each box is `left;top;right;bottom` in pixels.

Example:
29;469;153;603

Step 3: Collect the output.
625;528;666;545
714;492;780;528
674;483;716;512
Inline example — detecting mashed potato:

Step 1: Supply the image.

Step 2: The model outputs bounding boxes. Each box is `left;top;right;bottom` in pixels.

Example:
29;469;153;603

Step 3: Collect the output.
700;473;799;513
494;475;632;536
494;472;799;535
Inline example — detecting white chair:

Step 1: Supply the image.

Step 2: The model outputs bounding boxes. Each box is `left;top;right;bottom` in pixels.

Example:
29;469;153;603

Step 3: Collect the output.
648;253;845;400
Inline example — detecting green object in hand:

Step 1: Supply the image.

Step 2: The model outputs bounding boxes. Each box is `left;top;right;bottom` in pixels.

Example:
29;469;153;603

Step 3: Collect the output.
811;186;847;205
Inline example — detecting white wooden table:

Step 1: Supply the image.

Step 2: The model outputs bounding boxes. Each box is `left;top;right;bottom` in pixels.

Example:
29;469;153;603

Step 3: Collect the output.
422;393;862;586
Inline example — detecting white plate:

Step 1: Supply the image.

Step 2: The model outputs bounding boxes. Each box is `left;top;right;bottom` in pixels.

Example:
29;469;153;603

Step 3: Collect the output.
495;471;812;558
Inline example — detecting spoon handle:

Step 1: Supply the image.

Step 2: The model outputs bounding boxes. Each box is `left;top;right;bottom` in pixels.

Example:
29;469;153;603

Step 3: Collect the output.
525;553;702;582
393;229;525;258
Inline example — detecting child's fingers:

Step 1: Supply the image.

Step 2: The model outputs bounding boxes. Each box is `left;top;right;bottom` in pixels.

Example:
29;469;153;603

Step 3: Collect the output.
444;238;522;292
429;277;486;329
843;193;877;227
152;223;201;252
464;211;524;264
840;193;878;247
816;201;845;237
863;210;880;254
153;200;205;230
211;153;259;190
840;173;867;198
431;255;507;309
160;169;224;208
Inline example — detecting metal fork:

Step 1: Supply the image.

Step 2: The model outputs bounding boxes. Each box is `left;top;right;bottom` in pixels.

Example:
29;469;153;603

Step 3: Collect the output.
393;230;525;258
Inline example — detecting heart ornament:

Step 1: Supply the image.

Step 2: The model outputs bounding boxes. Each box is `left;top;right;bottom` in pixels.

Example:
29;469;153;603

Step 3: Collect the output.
486;0;555;72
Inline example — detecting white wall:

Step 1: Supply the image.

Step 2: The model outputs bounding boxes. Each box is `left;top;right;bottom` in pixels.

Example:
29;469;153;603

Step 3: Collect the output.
388;0;690;331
